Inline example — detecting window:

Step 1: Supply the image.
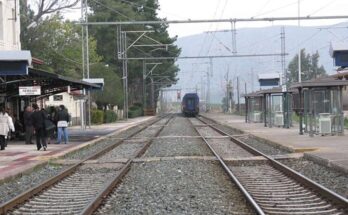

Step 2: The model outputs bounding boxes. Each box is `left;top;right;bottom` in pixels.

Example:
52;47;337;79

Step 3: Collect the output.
0;2;3;40
53;95;63;101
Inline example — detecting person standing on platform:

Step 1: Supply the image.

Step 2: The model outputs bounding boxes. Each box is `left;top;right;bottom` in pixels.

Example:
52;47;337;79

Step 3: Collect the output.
55;105;70;144
23;106;34;144
0;106;15;150
31;104;47;151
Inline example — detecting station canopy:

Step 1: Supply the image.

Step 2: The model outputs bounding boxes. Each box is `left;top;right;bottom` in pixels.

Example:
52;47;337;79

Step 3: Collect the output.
290;75;348;89
0;67;101;98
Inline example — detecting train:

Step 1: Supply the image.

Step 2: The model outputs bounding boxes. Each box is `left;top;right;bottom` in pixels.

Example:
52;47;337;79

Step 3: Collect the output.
181;93;199;117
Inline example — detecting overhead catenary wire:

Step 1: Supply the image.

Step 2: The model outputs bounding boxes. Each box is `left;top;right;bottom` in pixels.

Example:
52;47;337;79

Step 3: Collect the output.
308;0;339;16
252;0;306;18
287;29;322;52
119;0;188;19
253;0;273;18
89;0;133;20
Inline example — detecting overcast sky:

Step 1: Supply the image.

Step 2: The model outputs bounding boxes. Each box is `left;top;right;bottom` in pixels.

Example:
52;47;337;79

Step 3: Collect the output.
58;0;348;38
157;0;348;37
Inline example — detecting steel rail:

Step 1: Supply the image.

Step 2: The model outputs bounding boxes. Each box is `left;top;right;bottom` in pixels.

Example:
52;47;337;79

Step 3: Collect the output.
0;115;168;215
81;115;173;215
189;117;265;215
197;115;348;209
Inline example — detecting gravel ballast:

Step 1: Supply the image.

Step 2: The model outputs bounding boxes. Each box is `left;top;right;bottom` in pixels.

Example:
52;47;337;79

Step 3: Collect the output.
0;164;66;205
280;158;348;198
144;137;213;157
237;136;291;155
160;117;199;136
97;141;145;162
208;138;255;158
64;138;120;160
95;160;255;215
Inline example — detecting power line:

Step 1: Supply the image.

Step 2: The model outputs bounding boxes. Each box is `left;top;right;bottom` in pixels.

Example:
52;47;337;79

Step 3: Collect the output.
253;0;273;18
120;0;187;19
121;53;287;60
198;0;222;57
252;0;306;18
89;0;133;20
81;15;348;25
288;29;322;52
205;0;229;56
308;0;339;16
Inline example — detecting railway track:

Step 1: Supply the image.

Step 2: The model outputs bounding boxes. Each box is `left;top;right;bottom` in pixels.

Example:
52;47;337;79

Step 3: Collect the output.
0;115;172;215
192;115;348;215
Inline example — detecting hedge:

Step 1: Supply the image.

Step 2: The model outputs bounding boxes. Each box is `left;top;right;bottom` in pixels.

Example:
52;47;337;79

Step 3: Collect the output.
128;105;143;118
91;109;104;124
104;110;117;123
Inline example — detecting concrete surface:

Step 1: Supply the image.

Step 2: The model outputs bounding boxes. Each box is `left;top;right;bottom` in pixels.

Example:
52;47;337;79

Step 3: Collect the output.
202;113;348;174
0;116;154;182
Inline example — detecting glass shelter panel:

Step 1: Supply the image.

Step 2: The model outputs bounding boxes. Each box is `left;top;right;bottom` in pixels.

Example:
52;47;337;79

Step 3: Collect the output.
304;87;344;136
247;97;263;123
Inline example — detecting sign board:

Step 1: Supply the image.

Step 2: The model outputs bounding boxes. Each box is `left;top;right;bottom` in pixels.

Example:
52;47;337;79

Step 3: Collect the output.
19;86;41;96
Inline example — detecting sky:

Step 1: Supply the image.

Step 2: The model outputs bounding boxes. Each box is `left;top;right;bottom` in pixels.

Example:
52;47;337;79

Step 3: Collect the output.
60;0;348;38
156;0;348;37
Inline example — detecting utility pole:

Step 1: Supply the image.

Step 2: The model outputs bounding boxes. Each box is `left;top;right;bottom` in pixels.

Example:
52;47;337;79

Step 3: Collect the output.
237;76;240;114
231;21;237;54
228;80;233;112
143;60;146;110
206;58;213;112
298;0;302;83
250;67;254;92
225;71;229;113
81;0;89;129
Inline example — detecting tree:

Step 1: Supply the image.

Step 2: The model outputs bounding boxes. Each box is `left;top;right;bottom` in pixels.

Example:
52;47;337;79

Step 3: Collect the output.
90;63;124;109
21;10;101;78
24;0;80;23
88;0;181;107
287;49;326;84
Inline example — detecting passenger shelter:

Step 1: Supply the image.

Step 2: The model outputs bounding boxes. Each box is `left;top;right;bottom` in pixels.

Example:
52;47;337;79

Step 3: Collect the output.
259;87;294;129
291;76;348;136
244;91;264;123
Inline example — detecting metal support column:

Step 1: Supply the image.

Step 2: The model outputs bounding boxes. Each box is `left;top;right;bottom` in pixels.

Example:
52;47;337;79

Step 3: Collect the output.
143;60;146;110
299;88;304;135
309;89;314;137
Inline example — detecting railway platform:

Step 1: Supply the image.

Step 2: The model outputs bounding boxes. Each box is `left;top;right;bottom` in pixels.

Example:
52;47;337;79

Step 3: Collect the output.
202;112;348;174
0;116;154;182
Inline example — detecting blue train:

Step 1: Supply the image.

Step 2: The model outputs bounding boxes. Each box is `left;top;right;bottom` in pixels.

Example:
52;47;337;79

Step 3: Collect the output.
181;93;199;117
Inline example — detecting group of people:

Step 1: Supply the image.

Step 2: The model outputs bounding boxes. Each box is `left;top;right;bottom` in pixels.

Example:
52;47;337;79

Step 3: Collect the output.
0;104;70;151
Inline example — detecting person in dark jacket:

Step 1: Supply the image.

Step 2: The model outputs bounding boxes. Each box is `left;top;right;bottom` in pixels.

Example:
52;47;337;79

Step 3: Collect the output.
31;104;47;151
23;106;34;144
55;105;70;144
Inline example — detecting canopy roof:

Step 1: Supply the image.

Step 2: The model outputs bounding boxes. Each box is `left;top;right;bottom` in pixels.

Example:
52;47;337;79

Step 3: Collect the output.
244;87;296;98
0;68;101;98
290;76;348;89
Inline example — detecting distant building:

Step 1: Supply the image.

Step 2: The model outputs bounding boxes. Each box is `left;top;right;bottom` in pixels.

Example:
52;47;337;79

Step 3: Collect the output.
0;0;20;50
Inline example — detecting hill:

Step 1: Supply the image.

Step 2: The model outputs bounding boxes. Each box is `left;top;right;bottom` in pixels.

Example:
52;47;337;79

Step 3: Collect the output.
173;22;348;103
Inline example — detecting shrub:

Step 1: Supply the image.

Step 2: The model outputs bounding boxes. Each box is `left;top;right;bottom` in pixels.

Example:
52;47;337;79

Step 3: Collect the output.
128;105;143;118
91;109;104;124
104;110;117;123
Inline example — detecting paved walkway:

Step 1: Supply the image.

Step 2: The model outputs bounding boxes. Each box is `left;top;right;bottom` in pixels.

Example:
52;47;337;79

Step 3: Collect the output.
0;116;154;182
202;113;348;174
